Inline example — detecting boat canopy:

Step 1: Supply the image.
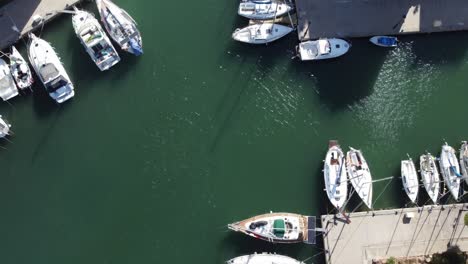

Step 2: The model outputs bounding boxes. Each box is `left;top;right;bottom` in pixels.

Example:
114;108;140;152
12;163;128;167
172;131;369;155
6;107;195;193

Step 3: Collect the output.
273;219;285;237
39;63;60;83
318;39;331;54
80;25;104;46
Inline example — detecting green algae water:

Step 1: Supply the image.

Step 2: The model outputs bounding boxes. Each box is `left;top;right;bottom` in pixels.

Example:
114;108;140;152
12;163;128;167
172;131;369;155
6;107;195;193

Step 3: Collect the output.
2;0;468;263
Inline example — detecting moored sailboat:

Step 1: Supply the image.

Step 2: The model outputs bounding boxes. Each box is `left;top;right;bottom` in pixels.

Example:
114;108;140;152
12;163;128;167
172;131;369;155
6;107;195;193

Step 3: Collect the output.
401;158;419;203
232;22;293;44
419;153;440;204
238;1;293;20
227;253;304;264
459;141;468;185
346;147;373;209
324;140;348;210
439;143;461;200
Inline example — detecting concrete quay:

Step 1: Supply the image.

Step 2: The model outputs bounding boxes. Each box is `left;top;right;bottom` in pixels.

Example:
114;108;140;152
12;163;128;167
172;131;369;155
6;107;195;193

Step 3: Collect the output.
296;0;468;41
321;203;468;264
0;0;83;50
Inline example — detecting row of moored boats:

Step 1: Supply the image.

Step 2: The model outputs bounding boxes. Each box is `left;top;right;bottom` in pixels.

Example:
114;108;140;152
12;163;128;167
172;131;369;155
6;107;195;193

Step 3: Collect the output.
0;0;142;104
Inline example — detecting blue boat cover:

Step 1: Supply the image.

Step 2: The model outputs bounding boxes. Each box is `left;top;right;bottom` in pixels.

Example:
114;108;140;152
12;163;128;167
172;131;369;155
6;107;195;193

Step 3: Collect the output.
377;37;397;46
129;39;143;56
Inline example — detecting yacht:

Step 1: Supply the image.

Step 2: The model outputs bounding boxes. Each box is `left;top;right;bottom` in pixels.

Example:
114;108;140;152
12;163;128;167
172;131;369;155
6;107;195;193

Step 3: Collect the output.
9;46;34;90
227;253;304;264
0;58;19;101
296;38;350;61
238;1;293;20
232;22;293;44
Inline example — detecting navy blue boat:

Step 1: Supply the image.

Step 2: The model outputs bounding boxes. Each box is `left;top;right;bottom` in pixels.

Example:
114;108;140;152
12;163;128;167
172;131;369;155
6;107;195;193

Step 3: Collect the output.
370;36;398;47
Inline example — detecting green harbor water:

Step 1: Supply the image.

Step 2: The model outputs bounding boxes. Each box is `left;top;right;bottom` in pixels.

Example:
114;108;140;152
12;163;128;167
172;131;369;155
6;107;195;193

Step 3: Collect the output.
2;0;468;263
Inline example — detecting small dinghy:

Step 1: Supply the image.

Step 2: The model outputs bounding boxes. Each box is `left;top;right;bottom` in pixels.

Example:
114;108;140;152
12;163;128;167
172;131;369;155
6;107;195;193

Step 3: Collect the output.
72;8;120;71
227;253;304;264
296;38;350;61
420;153;440;204
346;147;373;209
369;36;398;47
324;140;348;210
459;141;468;185
238;0;293;20
228;212;315;244
0;58;19;101
9;46;33;90
232;22;293;44
96;0;143;56
439;143;461;200
0;115;11;138
401;158;419;203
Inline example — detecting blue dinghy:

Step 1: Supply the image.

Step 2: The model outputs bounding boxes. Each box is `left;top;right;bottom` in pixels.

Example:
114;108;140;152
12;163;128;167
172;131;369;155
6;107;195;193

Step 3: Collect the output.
369;36;398;47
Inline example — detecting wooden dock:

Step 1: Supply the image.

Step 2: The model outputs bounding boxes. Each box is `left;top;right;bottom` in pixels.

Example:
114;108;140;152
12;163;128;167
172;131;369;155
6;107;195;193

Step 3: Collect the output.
296;0;468;41
0;0;83;50
321;204;468;264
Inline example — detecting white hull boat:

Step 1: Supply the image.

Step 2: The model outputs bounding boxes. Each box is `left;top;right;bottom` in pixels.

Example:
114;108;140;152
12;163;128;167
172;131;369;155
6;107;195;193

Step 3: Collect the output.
0;115;11;138
238;1;293;20
401;158;419;203
72;8;120;71
0;58;19;101
346;147;373;209
324;140;348;210
296;38;350;61
227;253;304;264
96;0;143;56
369;36;398;47
439;143;461;200
232;23;293;44
228;212;315;244
419;153;440;204
9;46;33;90
460;141;468;185
28;33;75;104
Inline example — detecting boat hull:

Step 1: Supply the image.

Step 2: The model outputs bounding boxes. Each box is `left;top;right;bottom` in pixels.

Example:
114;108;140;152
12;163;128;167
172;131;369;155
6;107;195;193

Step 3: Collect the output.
227;253;303;264
439;144;461;200
238;1;293;20
369;36;398;47
346;148;373;209
419;154;440;204
459;141;468;185
401;159;419;203
232;23;293;44
324;140;348;210
10;46;33;90
297;38;350;61
0;59;19;101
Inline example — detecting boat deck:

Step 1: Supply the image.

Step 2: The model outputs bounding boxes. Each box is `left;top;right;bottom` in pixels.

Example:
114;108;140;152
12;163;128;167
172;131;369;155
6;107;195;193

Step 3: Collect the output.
295;0;468;41
0;0;83;50
321;204;468;264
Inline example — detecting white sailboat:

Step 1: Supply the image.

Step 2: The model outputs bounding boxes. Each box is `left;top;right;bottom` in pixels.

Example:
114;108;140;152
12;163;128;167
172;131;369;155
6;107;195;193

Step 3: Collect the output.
96;0;143;56
232;23;293;44
324;140;348;210
401;158;419;203
459;141;468;185
419;153;440;204
72;8;120;71
238;1;293;20
296;38;350;61
346;147;373;209
439;143;461;200
0;58;19;101
227;253;304;264
28;33;75;104
0;115;11;138
9;46;34;90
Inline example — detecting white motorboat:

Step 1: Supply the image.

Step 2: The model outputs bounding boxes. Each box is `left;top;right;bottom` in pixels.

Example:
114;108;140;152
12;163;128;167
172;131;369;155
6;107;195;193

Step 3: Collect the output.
232;23;293;44
296;38;350;61
324;140;348;210
96;0;143;56
401;158;419;203
439;143;461;200
238;1;293;20
28;33;75;104
9;46;33;90
419;153;440;204
0;58;19;101
227;253;304;264
346;147;373;209
0;115;11;138
228;212;315;244
460;141;468;185
72;8;120;71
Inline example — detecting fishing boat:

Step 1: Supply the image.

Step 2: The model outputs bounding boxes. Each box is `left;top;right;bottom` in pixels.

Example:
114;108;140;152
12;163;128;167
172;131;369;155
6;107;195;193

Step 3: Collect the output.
96;0;143;56
324;140;348;210
228;212;315;244
28;33;75;104
0;115;11;138
346;147;373;209
238;0;293;20
72;8;120;71
232;23;293;44
459;141;468;185
369;36;398;47
0;58;19;101
9;46;33;90
227;253;304;264
401;158;419;203
439;143;461;200
296;38;350;61
419;153;440;204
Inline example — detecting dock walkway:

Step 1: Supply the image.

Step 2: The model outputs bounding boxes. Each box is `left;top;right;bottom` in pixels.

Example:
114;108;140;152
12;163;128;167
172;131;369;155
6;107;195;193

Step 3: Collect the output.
296;0;468;41
0;0;82;50
321;204;468;264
